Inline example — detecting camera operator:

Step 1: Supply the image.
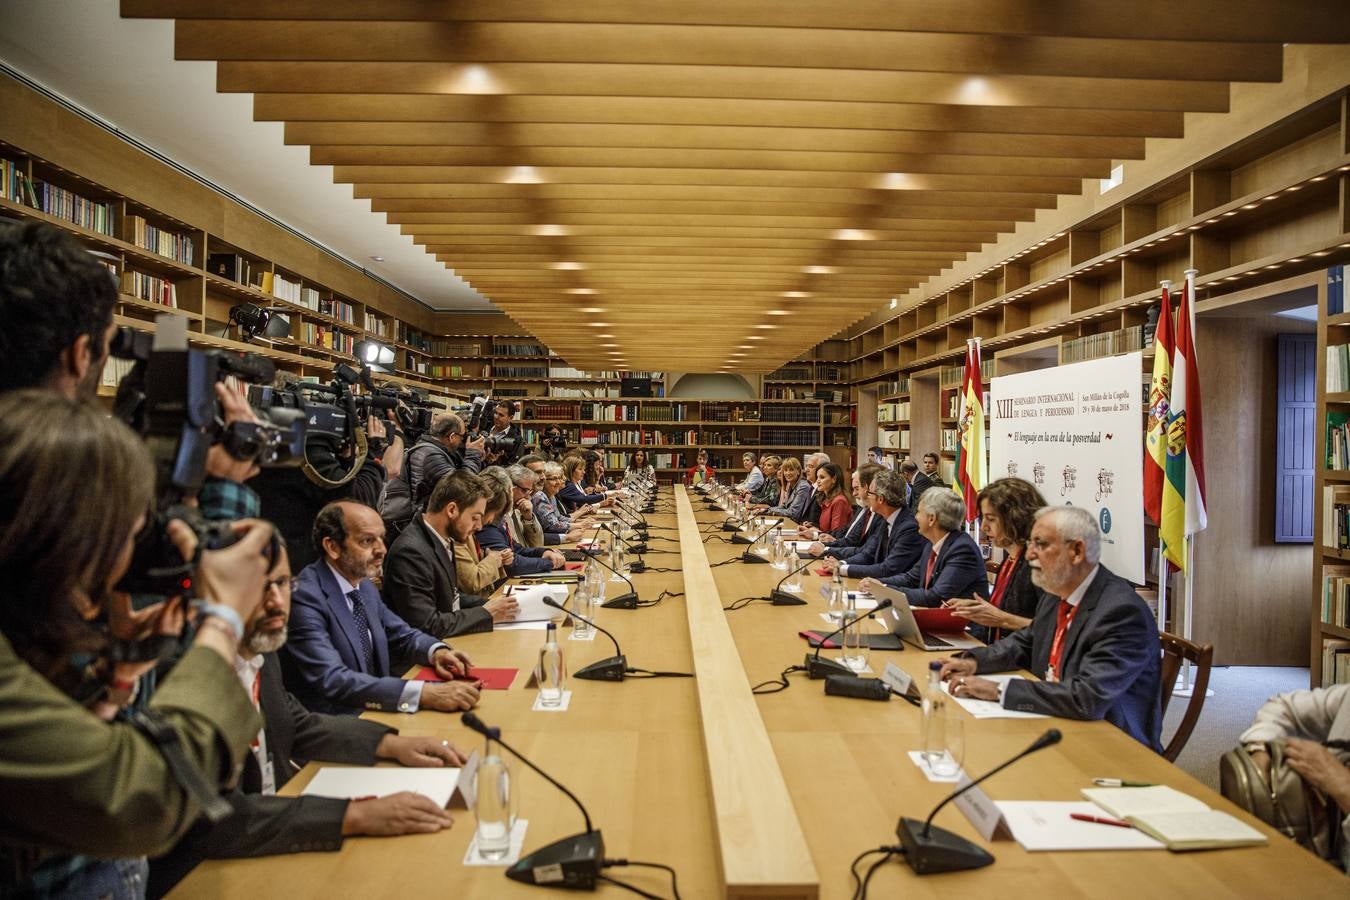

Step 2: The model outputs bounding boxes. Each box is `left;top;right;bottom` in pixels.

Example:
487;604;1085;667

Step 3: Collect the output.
0;391;274;894
379;411;484;540
484;400;524;464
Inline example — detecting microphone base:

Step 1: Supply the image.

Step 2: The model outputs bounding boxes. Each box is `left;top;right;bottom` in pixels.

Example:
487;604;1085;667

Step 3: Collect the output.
740;551;771;563
896;817;994;875
628;561;646;574
805;653;855;679
721;522;741;532
506;830;605;890
770;590;808;606
575;656;628;682
601;591;639;609
625;543;648;554
730;533;756;544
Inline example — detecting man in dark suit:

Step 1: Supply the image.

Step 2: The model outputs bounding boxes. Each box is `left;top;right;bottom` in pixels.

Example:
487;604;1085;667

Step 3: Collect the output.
284;501;481;715
385;470;519;638
862;487;989;607
149;544;468;897
939;506;1162;751
820;469;928;580
900;459;934;512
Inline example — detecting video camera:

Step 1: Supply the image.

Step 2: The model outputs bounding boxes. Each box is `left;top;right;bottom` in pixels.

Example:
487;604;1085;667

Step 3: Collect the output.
452;394;523;462
109;315;293;629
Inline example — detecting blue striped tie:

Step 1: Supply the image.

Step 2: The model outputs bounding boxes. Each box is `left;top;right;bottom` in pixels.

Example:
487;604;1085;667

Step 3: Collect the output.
347;589;375;672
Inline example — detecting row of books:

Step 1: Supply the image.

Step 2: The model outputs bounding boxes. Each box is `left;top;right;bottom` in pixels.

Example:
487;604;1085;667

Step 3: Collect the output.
761;429;820;447
1325;499;1350;549
939;358;995;387
1327;344;1350;393
550;386;622;398
100;355;136;390
580;402;694;422
1328;265;1345;316
408;363;469;378
703;404;760;422
525;400;582;419
578;429;699;446
36;177;116;236
271;272;302;305
1327;412;1350;470
300;324;354;355
491;366;549;378
877;401;912;422
877;378;910;397
879;429;910;450
492;342;545;358
1320;570;1350;627
1060;325;1147;364
940;428;960;451
396;323;433;351
767;366;813;381
1321;641;1350;687
206;253;257;286
120;271;177;307
364;312;390;337
320;298;355;324
760;404;821;423
127;215;194;265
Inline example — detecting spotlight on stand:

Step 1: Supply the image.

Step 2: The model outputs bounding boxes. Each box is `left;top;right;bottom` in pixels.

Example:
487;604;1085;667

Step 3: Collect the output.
354;339;396;372
229;302;270;343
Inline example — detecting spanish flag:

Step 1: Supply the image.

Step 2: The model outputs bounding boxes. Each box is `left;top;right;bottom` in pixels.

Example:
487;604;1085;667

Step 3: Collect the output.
954;338;987;523
1144;282;1175;527
1159;270;1208;572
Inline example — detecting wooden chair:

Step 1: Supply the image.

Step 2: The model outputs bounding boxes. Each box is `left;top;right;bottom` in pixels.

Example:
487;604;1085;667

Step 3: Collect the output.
1158;631;1215;762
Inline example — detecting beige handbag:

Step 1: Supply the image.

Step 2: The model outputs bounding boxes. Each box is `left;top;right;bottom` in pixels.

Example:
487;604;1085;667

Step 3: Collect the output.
1219;739;1344;864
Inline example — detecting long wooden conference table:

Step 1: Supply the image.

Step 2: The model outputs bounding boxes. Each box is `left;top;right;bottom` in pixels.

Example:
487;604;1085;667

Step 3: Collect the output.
175;485;1345;899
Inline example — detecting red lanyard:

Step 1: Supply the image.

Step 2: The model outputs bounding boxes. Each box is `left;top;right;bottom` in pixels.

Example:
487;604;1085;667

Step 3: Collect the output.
1047;600;1079;681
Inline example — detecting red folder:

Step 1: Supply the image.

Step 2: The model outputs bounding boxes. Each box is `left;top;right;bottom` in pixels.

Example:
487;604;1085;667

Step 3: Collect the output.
413;666;518;691
912;607;966;634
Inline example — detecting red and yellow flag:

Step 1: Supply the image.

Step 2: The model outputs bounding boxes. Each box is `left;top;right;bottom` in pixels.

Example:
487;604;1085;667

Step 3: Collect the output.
954;339;986;523
1144;282;1175;527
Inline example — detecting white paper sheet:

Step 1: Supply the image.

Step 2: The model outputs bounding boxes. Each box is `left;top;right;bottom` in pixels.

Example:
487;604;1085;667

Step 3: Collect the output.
301;767;462;807
501;583;569;622
942;674;1049;719
996;801;1164;851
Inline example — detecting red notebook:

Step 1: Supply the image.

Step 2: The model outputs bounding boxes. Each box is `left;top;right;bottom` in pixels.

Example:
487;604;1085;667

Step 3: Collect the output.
564;562;586;571
413;667;518;691
912;607;966;634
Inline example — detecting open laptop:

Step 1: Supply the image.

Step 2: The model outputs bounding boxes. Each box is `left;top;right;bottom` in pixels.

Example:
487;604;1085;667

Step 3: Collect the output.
867;584;983;652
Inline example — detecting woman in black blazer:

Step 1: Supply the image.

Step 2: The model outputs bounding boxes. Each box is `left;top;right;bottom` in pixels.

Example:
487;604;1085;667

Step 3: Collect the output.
949;477;1046;643
557;454;613;514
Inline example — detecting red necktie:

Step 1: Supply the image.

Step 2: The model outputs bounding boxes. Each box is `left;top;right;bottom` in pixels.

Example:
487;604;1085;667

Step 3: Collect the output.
1047;600;1078;681
924;549;937;588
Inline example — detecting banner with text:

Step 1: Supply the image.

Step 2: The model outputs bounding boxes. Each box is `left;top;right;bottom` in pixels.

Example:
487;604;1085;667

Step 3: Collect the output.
990;353;1144;583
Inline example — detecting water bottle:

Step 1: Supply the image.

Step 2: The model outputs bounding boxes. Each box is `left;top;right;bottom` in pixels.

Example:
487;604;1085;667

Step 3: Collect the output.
609;538;626;581
571;582;594;639
921;660;946;765
784;545;803;592
826;570;846;623
585;557;605;604
839;592;868;672
771;533;787;570
536;622;566;707
474;748;514;860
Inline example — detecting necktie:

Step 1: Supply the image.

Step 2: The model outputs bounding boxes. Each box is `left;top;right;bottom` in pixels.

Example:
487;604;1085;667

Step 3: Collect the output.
924;549;937;588
1047;599;1077;682
347;589;376;672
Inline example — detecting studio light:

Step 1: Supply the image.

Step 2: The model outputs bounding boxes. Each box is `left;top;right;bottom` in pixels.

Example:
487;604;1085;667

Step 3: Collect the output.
353;338;396;371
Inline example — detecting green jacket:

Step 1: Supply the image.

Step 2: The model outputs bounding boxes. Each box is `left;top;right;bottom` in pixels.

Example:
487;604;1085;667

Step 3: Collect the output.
0;633;262;858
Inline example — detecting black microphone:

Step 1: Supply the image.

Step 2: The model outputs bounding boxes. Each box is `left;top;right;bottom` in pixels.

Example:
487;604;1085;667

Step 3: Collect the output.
897;728;1063;874
598;520;647;557
460;712;604;890
804;598;894;678
542;596;627;681
588;526;642;605
736;517;784;557
763;555;815;606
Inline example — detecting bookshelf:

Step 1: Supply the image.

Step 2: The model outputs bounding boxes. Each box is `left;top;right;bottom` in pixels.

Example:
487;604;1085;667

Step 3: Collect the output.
1315;265;1350;686
517;397;825;481
764;337;856;470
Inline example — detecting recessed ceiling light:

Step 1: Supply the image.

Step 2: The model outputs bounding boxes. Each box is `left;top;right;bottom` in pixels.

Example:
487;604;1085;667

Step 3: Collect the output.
754;324;777;329
588;322;610;327
566;288;596;294
597;334;614;338
890;298;898;308
767;310;789;315
504;165;545;184
879;172;912;189
533;224;569;236
602;343;619;347
804;266;835;275
783;291;811;298
834;229;874;241
448;64;500;94
551;261;584;270
579;307;606;313
369;255;384;262
747;335;765;341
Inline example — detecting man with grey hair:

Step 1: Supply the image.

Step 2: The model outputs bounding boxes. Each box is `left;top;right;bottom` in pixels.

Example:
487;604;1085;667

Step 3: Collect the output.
899;458;934;512
506;462;552;547
938;506;1162;751
821;468;927;579
801;451;831;524
860;487;988;607
380;411;485;538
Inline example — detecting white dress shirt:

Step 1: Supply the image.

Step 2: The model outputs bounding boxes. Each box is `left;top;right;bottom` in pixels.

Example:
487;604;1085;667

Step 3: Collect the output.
234;654;276;795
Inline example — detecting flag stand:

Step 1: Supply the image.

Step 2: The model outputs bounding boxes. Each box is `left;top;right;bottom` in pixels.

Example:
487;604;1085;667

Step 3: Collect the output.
1172;475;1213;703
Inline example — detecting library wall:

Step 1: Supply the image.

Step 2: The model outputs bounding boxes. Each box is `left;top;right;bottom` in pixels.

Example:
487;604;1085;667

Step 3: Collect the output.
667;373;756;400
1193;314;1314;665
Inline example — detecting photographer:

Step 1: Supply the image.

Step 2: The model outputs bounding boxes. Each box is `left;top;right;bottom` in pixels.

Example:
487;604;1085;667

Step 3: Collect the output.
0;391;273;891
379;411;484;539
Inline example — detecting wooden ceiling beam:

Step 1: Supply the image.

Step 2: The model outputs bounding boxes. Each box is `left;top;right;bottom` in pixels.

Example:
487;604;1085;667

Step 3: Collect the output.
217;61;1230;114
312;146;1112;179
297;123;1147;160
125;0;1350;44
256;95;1182;138
382;206;1019;230
175;21;1283;83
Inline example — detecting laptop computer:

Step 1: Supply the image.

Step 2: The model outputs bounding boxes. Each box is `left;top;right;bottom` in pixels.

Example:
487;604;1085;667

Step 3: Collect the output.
866;584;984;652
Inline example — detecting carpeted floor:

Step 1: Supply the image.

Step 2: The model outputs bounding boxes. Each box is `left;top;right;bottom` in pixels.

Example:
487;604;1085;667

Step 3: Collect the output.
1166;666;1310;791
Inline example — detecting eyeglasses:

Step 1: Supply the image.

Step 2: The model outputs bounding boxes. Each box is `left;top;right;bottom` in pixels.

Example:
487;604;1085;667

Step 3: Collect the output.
265;575;296;593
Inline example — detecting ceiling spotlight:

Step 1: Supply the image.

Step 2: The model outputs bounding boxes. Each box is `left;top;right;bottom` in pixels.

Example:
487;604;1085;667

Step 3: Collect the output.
369;255;385;262
834;229;874;241
579;307;606;313
447;64;500;94
804;266;835;275
588;322;611;328
754;324;777;329
879;172;912;189
533;224;569;236
504;165;545;184
890;298;899;308
566;288;596;294
551;261;585;270
783;291;811;298
767;310;789;315
746;335;765;341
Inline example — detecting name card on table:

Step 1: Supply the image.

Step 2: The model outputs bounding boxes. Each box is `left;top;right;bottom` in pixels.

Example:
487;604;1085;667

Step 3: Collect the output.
953;772;1013;841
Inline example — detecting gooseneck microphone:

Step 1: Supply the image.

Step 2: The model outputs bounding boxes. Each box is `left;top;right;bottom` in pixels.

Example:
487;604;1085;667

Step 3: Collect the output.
805;598;894;678
585;528;641;609
460;712;604;889
737;517;784;558
765;556;815;606
543;597;692;682
598;520;647;557
898;728;1063;874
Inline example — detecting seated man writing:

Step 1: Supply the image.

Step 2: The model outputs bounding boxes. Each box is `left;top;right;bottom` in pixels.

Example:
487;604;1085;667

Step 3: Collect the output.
859;487;988;608
938;506;1162;751
150;541;469;895
284;501;481;715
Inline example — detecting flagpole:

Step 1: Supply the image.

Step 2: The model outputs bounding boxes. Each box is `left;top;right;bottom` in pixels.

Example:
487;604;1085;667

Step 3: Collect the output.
1173;267;1211;700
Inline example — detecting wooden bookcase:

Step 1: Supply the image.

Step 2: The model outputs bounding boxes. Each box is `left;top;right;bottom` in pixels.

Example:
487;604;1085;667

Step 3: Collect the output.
1314;271;1350;686
763;337;855;469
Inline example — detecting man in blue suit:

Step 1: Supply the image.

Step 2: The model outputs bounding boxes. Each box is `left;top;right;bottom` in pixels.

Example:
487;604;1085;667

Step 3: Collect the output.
284;501;481;715
939;506;1162;751
862;487;989;607
820;469;928;580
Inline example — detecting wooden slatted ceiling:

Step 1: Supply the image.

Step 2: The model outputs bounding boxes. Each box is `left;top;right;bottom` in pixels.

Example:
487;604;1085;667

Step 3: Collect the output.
121;0;1350;373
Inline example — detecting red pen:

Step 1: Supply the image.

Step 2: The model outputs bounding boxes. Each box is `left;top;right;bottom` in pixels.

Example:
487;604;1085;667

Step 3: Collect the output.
1070;813;1132;828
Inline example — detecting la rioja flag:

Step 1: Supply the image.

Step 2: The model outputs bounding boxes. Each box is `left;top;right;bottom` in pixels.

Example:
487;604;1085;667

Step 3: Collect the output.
1159;269;1208;572
1144;282;1175;527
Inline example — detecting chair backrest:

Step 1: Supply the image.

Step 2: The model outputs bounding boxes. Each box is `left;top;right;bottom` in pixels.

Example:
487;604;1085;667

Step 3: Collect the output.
1158;631;1215;762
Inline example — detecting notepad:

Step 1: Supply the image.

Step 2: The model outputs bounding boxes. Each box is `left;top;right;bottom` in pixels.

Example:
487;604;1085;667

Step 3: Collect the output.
302;767;462;808
1082;785;1268;851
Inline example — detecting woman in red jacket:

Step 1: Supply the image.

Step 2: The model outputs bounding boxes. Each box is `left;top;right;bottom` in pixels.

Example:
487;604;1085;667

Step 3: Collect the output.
813;462;853;533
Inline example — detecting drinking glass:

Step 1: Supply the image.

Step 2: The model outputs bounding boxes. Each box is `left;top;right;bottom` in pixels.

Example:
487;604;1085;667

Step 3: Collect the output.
474;752;517;860
929;713;965;779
